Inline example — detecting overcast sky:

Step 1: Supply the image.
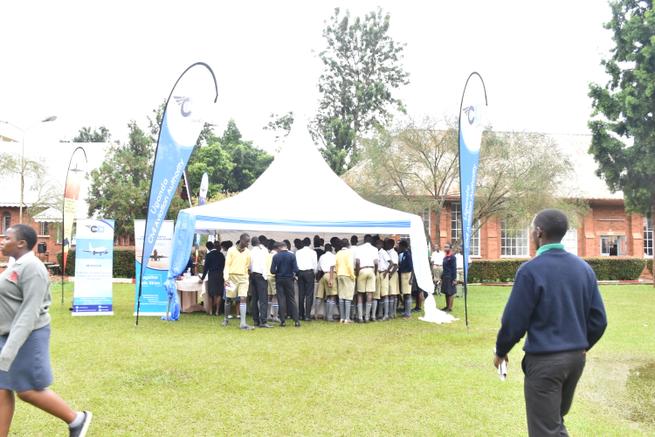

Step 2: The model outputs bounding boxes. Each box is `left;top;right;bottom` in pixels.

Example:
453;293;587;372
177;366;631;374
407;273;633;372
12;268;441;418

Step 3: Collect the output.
0;0;613;156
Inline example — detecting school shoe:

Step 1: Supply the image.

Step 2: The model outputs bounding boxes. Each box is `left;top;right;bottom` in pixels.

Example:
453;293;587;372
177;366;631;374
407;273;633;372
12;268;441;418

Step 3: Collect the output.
411;308;421;313
69;411;93;437
294;321;301;327
240;324;255;330
222;319;229;327
258;323;273;328
280;321;286;327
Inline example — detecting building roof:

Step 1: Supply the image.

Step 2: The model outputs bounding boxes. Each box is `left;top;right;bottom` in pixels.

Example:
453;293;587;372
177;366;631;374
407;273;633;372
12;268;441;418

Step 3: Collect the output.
32;207;63;223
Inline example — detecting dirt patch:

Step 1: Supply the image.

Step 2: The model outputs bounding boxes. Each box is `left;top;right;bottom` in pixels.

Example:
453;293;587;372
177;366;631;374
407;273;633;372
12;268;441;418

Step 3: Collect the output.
626;362;655;427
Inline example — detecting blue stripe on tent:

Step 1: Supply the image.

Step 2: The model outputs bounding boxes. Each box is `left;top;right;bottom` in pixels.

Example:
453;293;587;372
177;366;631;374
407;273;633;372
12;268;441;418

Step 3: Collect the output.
194;215;411;228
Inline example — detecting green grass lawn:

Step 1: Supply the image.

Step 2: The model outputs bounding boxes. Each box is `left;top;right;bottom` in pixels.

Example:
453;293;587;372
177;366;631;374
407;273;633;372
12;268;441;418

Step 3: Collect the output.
8;284;655;436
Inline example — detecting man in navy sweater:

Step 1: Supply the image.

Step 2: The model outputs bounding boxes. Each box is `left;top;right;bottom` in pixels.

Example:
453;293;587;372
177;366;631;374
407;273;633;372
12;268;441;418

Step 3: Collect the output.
270;241;300;327
494;209;607;436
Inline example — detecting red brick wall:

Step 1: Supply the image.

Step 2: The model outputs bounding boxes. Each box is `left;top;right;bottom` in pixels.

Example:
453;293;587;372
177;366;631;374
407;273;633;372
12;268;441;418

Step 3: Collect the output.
0;207;62;264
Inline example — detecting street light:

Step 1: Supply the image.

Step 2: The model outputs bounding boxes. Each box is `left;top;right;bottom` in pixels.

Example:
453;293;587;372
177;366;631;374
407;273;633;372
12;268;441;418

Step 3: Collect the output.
0;116;57;223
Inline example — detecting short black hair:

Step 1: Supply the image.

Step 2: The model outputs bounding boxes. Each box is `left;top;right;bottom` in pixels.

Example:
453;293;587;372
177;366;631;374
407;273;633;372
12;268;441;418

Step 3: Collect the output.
251;236;260;246
341;238;350;248
324;243;333;253
267;239;276;251
534;209;569;242
364;234;373;243
284;239;292;250
205;241;215;250
11;224;37;250
399;239;409;249
350;235;358;245
303;237;311;247
221;241;233;250
384;238;395;250
258;235;268;246
275;241;287;250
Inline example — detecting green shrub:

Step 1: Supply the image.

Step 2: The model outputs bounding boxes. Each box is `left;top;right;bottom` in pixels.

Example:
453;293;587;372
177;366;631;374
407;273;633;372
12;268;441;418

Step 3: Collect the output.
584;257;645;281
58;249;136;278
647;258;653;274
467;259;529;283
467;256;645;283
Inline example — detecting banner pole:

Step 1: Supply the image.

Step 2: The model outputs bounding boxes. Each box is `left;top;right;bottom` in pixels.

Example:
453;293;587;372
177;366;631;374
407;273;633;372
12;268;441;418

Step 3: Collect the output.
60;146;88;305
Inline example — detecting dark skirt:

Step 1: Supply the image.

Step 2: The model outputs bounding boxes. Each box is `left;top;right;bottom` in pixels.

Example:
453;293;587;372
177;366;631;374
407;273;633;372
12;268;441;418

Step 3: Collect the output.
206;270;224;298
441;276;456;296
0;324;53;392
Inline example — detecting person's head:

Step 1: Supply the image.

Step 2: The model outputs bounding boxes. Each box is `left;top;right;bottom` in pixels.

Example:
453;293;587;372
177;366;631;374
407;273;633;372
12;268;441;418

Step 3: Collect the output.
364;234;372;244
319;238;324;247
293;238;303;250
303;237;311;247
275;241;287;251
324;243;333;253
384;238;394;251
205;241;215;251
398;239;409;251
341;238;350;248
313;235;321;247
350;235;358;245
532;209;569;247
330;236;340;247
251;236;260;247
284;239;292;250
221;240;233;251
433;243;440;252
258;235;268;246
375;238;383;249
239;233;250;249
267;239;277;251
1;224;37;258
443;242;452;254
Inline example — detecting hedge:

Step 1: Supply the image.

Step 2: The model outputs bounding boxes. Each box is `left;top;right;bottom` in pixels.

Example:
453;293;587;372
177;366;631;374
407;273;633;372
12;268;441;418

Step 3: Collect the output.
57;249;136;278
648;258;653;275
468;256;646;283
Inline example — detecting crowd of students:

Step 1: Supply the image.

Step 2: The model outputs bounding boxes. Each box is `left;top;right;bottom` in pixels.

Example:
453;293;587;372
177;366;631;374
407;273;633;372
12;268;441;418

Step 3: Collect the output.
198;233;449;330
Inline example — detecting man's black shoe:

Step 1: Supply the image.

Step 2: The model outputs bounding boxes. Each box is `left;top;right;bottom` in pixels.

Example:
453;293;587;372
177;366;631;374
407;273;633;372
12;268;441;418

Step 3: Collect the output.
294;321;301;327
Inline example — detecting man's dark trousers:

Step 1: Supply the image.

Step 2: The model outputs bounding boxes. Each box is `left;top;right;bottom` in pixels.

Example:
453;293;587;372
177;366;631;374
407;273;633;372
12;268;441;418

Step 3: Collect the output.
276;277;299;323
297;270;315;319
250;273;268;325
523;350;586;436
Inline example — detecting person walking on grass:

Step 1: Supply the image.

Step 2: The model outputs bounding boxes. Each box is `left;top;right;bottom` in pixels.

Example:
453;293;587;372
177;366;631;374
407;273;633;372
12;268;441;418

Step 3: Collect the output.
199;241;224;316
0;225;92;437
250;236;272;328
494;209;607;437
397;239;413;319
223;233;254;330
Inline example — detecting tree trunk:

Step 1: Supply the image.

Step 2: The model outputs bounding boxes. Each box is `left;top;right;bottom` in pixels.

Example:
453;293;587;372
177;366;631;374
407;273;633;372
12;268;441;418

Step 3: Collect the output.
434;209;442;247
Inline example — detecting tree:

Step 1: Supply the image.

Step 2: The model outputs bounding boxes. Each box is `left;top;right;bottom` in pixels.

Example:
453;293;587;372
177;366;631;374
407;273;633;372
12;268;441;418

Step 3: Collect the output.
263;111;295;144
72;126;111;142
346;121;583;242
87;121;153;239
185;119;273;199
0;153;60;214
313;7;409;175
588;0;655;216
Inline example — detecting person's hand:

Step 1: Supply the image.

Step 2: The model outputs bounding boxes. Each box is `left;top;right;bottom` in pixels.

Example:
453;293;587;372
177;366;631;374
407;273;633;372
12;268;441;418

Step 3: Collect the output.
493;354;508;369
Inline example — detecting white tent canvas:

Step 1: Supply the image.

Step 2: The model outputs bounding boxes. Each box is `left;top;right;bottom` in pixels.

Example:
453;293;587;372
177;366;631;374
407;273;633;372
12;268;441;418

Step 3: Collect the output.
169;126;433;293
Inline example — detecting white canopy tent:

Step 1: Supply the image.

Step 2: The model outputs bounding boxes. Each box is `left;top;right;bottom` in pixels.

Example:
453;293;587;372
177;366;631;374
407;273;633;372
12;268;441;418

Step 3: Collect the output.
167;126;433;293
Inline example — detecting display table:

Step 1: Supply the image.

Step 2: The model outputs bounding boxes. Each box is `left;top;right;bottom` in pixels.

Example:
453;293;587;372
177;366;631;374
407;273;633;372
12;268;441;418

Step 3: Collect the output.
176;276;207;313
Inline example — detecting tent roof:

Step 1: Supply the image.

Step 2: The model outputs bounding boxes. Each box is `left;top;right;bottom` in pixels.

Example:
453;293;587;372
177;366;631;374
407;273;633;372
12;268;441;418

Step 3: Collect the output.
182;126;420;235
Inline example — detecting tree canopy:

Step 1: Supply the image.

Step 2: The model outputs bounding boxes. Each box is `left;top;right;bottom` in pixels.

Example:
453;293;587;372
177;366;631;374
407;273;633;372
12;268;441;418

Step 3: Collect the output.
313;7;409;175
72;126;111;143
588;0;655;215
346;121;583;241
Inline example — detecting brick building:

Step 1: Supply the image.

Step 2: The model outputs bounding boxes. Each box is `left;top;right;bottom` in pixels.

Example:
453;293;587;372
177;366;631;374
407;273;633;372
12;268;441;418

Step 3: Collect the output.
0;204;61;264
418;133;653;261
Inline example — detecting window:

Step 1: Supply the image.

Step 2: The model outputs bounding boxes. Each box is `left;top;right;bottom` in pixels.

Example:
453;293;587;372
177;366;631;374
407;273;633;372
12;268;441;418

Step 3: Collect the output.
500;221;529;257
644;217;653;257
39;222;49;236
600;235;625;256
2;212;10;234
450;202;480;256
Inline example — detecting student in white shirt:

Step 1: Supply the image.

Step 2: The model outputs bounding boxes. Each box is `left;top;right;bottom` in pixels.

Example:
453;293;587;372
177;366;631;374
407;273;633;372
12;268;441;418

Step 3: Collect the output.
430;244;444;294
314;243;337;321
355;235;379;322
386;239;400;318
375;238;392;321
295;237;318;321
249;236;271;328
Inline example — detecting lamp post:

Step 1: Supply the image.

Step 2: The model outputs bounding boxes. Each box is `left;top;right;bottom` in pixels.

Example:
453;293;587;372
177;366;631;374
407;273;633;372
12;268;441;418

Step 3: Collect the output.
0;116;57;223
